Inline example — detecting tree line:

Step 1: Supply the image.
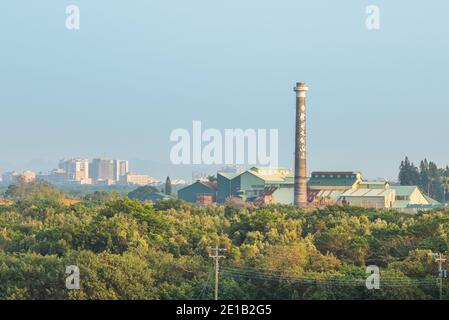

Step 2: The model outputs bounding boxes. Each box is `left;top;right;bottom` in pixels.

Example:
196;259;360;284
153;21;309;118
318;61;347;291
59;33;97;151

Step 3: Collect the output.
0;181;449;299
399;156;449;202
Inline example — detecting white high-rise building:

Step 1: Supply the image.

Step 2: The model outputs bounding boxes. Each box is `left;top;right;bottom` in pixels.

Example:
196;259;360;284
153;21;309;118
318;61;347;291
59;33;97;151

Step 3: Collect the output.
113;160;129;182
59;158;91;184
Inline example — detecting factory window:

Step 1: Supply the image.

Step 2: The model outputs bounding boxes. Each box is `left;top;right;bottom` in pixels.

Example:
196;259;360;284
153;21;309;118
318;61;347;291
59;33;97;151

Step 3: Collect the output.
246;190;258;196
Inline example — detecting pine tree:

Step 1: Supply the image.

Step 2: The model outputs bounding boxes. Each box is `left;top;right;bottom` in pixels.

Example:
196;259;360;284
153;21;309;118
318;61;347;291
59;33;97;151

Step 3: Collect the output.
399;156;420;186
165;176;172;196
419;159;430;194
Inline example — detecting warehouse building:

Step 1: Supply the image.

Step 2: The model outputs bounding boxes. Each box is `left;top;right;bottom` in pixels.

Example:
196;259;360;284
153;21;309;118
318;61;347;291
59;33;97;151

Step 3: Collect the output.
391;186;443;213
217;172;241;203
216;167;294;205
339;188;396;209
178;180;217;204
179;168;442;212
308;172;441;212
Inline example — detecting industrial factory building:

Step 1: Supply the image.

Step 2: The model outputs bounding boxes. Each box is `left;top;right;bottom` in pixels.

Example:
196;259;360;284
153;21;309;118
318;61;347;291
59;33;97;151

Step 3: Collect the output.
308;172;441;213
177;168;441;213
177;180;217;204
217;167;294;204
391;186;442;213
179;167;294;205
339;188;396;209
177;82;441;213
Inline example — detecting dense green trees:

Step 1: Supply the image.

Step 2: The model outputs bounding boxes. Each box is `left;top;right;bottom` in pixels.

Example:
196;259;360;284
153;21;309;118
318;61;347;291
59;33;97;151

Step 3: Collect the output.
127;185;161;201
399;156;449;202
4;181;67;202
1;184;449;299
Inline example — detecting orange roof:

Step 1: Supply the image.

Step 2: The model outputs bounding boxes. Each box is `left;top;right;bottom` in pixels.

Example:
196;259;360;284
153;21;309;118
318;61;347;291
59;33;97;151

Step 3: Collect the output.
62;199;81;205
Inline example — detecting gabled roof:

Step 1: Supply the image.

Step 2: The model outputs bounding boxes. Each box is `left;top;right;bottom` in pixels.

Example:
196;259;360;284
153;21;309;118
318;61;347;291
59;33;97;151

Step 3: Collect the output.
423;194;442;206
241;167;293;185
314;190;344;201
249;172;292;184
217;172;240;180
218;167;294;185
390;186;442;208
360;181;389;186
341;188;394;198
390;185;418;196
197;180;218;190
312;171;356;175
308;171;360;187
178;180;217;193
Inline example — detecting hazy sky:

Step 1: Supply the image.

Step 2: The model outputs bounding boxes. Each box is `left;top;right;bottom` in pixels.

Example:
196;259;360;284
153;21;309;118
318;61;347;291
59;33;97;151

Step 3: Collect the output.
1;1;448;179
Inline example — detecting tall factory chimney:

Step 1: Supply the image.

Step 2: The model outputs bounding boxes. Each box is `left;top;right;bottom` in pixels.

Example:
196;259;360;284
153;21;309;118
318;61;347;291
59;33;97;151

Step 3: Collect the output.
293;82;308;207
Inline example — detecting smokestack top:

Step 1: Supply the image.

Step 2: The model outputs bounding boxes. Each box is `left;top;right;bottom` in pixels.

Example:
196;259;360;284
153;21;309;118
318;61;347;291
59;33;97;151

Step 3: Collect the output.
294;82;308;92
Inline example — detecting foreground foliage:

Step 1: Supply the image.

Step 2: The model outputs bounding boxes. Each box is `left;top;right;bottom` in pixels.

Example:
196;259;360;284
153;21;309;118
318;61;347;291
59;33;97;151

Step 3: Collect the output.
1;184;449;299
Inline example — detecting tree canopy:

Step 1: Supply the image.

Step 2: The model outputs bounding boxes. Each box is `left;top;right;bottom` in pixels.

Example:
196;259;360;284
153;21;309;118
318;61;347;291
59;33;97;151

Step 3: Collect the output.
1;189;449;300
399;156;449;202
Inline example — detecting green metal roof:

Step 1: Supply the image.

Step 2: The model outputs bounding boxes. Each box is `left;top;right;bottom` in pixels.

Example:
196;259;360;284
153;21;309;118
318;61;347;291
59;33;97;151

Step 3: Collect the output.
341;188;394;197
308;177;358;187
308;171;359;187
217;172;240;180
423;194;442;206
250;173;293;185
390;186;418;196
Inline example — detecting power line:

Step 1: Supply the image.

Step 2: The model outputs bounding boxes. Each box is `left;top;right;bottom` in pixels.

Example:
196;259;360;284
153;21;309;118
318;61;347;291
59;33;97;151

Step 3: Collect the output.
197;269;213;300
429;252;447;300
223;269;436;288
209;245;226;300
221;266;437;287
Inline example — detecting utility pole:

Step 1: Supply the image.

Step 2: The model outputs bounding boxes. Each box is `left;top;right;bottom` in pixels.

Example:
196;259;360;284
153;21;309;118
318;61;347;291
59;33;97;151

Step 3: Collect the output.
429;253;447;300
209;245;226;300
443;179;448;207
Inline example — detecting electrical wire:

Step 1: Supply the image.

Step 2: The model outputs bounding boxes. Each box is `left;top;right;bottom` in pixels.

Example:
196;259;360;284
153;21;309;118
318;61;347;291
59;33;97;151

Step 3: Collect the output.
197;269;213;300
221;266;437;287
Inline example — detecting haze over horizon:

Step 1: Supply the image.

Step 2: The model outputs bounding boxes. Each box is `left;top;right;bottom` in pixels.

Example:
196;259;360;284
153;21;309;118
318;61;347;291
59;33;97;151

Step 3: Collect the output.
1;1;448;180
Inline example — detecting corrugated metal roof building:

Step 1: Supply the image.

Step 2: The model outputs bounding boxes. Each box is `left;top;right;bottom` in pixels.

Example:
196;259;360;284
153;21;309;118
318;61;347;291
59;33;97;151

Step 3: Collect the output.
178;180;217;203
390;185;442;213
340;188;396;209
217;167;294;204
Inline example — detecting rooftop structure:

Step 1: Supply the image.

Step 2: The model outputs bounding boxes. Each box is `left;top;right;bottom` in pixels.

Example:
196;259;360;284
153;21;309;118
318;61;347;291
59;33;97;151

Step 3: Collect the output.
340;188;396;209
217;167;294;204
390;185;442;213
308;171;362;190
122;173;152;186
